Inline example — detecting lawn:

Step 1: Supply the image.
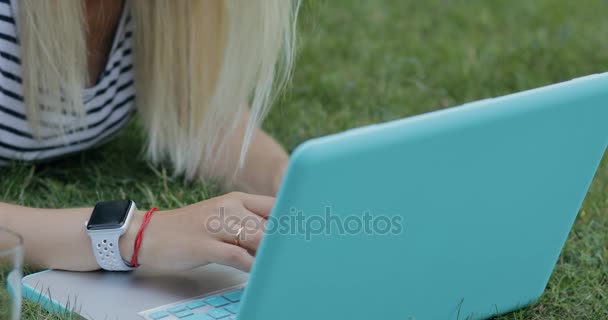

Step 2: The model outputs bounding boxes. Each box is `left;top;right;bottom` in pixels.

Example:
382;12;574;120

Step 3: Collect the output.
2;0;608;319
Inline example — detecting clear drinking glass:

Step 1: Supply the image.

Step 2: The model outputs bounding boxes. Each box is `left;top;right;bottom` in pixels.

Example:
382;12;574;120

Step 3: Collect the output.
0;227;23;320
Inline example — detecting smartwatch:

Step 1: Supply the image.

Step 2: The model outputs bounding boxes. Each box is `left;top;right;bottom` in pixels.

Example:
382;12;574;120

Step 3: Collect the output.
86;200;137;271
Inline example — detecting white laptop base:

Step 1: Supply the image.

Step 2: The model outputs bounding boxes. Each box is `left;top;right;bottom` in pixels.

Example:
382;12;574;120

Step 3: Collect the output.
22;264;248;320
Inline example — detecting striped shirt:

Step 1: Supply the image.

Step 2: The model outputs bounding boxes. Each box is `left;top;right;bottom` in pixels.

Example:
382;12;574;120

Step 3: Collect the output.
0;0;135;166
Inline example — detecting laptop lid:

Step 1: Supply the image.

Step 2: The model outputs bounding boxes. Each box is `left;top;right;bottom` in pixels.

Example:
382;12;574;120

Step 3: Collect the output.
238;73;608;320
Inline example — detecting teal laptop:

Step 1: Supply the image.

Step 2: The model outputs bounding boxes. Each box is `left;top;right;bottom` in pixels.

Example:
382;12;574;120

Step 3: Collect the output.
22;73;608;320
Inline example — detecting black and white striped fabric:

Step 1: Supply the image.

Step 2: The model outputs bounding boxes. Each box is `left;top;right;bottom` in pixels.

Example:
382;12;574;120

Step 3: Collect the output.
0;0;135;166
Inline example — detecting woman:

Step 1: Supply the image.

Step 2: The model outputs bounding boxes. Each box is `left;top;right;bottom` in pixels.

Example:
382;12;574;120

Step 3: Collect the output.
0;0;299;272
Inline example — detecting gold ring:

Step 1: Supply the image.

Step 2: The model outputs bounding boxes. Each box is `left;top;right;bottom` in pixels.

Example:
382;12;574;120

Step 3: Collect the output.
235;226;245;247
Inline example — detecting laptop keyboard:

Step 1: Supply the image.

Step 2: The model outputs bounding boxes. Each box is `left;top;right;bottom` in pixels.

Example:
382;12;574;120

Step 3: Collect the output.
140;287;244;320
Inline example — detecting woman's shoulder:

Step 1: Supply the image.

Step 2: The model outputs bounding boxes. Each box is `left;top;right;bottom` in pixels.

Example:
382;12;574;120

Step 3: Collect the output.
0;0;17;24
0;0;18;38
0;0;20;66
0;0;24;124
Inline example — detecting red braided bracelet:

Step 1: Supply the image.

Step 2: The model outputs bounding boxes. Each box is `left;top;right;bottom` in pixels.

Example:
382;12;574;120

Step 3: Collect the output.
130;207;158;268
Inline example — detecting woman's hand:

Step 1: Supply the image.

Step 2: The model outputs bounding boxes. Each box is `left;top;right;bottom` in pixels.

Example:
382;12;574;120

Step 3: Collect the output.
120;192;274;272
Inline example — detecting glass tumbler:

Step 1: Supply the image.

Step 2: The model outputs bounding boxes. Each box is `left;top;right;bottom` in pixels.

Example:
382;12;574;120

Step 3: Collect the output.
0;227;23;320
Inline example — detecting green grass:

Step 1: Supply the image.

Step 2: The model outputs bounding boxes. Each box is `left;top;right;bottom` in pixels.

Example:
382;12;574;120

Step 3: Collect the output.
2;0;608;318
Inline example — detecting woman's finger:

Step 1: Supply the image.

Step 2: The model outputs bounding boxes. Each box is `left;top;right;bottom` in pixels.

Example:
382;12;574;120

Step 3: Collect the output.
212;207;266;252
209;241;255;272
233;192;275;218
235;224;265;253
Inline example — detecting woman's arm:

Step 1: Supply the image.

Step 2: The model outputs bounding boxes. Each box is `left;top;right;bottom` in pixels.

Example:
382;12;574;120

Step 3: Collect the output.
0;203;101;271
0;191;273;271
213;110;289;196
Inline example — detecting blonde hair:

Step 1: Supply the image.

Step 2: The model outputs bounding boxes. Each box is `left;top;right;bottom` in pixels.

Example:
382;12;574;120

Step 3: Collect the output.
20;0;299;181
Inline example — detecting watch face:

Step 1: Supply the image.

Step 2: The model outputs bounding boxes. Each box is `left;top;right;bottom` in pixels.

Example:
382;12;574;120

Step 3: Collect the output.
87;200;132;230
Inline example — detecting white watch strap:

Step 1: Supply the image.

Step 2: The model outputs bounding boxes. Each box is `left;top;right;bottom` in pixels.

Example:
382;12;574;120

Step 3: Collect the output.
89;231;134;271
